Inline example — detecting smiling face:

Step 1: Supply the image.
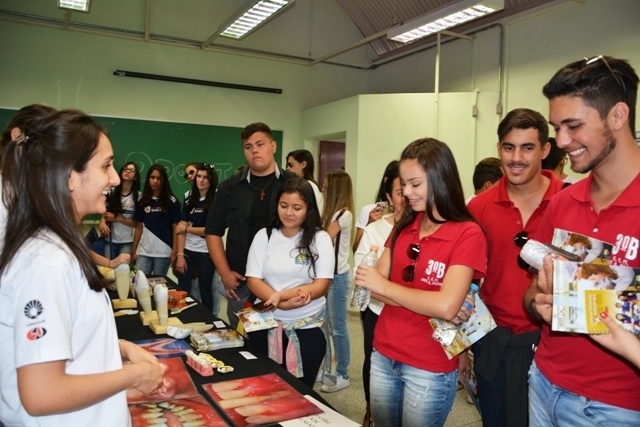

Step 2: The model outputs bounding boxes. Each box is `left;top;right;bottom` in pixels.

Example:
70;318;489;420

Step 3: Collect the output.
278;191;307;236
497;128;550;187
549;96;617;174
399;159;427;212
68;133;120;221
243;131;276;175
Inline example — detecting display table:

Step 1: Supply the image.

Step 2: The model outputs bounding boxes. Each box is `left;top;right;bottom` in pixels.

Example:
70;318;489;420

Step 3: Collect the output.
112;277;336;426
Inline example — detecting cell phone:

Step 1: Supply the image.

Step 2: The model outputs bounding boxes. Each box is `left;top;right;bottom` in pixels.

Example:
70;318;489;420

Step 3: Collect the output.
544;244;582;262
377;201;388;210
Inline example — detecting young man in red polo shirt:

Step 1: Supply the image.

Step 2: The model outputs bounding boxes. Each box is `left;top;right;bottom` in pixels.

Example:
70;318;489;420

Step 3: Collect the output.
526;56;640;425
465;108;565;426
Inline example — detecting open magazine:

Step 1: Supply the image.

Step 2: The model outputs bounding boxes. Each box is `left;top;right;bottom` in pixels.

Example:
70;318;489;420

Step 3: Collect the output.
550;229;640;334
234;304;278;333
430;294;496;359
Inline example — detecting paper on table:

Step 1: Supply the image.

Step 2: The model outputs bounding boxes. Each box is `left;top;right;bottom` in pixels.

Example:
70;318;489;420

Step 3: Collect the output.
279;395;360;426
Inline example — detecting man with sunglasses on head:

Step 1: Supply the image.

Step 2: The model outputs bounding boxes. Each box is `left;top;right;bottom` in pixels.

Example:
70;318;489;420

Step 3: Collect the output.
525;56;640;426
465;108;565;427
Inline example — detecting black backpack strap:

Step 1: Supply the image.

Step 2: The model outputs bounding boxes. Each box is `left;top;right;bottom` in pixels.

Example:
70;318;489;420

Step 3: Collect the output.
333;209;346;274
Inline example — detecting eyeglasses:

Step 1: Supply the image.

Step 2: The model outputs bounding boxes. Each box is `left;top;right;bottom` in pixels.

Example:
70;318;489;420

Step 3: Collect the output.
584;55;627;96
184;169;196;178
123;168;136;173
286;162;294;168
401;243;421;282
202;163;215;170
514;231;531;272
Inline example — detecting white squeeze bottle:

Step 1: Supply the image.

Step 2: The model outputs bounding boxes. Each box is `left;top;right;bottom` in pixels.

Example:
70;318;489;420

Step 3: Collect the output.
350;245;378;311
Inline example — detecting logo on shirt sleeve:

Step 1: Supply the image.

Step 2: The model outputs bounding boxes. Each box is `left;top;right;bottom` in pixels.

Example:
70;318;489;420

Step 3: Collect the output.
23;300;44;319
26;327;47;341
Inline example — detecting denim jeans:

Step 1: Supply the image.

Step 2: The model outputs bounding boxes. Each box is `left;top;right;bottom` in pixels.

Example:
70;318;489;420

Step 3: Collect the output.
326;270;350;378
104;242;132;259
135;255;170;277
528;361;640;426
370;350;457;427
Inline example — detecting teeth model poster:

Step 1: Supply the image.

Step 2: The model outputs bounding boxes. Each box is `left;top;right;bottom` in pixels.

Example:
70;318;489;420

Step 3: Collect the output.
203;373;323;426
129;396;227;427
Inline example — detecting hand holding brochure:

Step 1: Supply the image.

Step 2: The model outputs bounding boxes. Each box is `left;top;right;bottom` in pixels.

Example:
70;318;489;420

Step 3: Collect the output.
234;304;278;333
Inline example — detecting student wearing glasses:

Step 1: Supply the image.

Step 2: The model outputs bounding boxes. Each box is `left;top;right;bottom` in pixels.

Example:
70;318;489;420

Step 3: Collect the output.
286;149;323;214
526;55;640;425
465;108;564;427
175;163;219;313
355;138;487;427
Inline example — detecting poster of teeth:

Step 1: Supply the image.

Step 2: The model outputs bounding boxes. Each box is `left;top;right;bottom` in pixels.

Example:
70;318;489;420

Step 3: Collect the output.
126;357;199;404
203;373;323;426
129;396;228;426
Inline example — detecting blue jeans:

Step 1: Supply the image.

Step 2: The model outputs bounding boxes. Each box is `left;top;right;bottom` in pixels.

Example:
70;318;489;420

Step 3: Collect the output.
326;270;350;378
529;361;640;426
370;350;457;427
135;255;170;277
104;242;132;259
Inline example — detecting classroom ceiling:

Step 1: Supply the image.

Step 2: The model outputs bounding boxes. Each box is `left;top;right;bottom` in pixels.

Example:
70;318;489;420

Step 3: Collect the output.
0;0;556;68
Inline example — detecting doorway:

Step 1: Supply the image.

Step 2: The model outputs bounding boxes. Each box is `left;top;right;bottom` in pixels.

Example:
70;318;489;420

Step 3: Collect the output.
318;140;345;187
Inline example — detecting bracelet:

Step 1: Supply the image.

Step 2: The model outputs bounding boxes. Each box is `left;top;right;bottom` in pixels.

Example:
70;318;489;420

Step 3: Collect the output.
527;299;544;322
177;253;184;257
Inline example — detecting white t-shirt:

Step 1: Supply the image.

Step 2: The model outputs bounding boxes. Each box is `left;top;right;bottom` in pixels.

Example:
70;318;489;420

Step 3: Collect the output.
308;180;324;215
356;203;377;230
0;229;128;427
331;209;353;275
110;191;139;244
354;214;393;315
245;227;334;324
0;181;6;254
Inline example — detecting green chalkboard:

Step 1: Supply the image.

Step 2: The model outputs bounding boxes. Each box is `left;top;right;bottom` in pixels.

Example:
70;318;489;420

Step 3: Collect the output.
0;108;283;198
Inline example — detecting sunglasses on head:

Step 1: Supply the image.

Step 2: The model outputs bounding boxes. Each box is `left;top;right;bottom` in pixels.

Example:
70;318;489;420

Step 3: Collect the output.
401;243;420;282
583;55;627;99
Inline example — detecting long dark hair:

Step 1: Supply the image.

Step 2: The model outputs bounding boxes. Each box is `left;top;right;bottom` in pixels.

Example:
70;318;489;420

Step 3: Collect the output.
375;160;400;202
109;161;140;214
287;149;317;184
394;138;474;243
1;104;57;161
0;109;108;291
186;163;218;212
140;164;175;211
270;177;323;278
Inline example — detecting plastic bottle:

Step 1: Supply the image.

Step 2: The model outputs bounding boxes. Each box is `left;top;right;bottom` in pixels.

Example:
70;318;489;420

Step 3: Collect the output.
350;245;378;311
432;282;479;347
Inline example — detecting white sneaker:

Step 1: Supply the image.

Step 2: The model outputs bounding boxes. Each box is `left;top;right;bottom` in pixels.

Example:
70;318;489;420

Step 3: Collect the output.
320;375;350;392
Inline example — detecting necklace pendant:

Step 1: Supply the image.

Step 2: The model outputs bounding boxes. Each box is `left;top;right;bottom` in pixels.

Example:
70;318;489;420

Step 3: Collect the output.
259;191;265;201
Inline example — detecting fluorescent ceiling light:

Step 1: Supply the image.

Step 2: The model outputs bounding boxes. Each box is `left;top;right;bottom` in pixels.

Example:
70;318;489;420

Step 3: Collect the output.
58;0;90;13
220;0;294;40
388;0;504;44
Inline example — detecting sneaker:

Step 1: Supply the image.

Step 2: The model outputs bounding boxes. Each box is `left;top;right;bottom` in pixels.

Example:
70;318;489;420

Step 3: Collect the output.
315;370;323;383
320;375;350;392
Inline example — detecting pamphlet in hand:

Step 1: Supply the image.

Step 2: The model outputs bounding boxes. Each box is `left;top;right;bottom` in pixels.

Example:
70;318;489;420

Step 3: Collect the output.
430;295;496;359
551;259;640;334
550;229;640;335
234;303;279;333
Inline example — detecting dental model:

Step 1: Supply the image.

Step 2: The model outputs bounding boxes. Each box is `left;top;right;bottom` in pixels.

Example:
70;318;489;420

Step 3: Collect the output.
185;350;214;376
154;285;169;325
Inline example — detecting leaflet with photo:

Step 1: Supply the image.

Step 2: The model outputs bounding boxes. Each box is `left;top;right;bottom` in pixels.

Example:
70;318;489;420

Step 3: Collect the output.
234;304;278;333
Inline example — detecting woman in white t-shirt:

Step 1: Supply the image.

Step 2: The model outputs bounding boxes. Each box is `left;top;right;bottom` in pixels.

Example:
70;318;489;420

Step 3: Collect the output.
99;161;141;259
320;169;354;392
246;177;334;387
0;109;165;426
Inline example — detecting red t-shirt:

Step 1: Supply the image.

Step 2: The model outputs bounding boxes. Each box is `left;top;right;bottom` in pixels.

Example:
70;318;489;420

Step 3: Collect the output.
467;171;565;333
373;213;487;373
535;172;640;411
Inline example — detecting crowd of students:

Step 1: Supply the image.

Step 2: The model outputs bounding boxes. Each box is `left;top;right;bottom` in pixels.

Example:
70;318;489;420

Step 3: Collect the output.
1;54;639;427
